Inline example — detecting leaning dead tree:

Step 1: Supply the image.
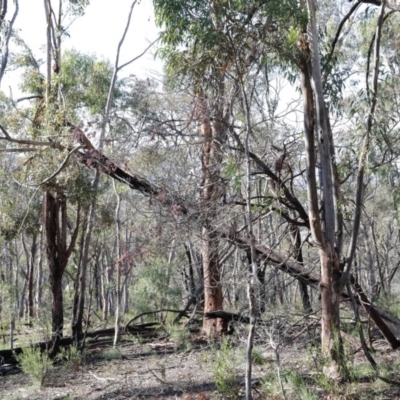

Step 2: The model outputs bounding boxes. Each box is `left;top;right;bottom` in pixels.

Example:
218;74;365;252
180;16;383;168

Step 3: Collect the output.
68;126;400;347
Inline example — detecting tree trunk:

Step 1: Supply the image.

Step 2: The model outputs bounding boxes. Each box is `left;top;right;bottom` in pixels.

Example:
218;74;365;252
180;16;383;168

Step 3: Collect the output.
27;235;37;319
102;257;110;320
184;243;197;300
49;258;64;351
71;215;86;342
202;225;226;335
43;191;79;356
113;180;122;347
198;93;227;336
289;226;312;313
35;232;43;316
300;0;345;376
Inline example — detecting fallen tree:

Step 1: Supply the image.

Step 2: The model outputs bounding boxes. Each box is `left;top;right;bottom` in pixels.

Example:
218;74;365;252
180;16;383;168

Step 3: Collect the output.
2;125;399;351
0;323;159;365
222;232;400;349
72;127;400;349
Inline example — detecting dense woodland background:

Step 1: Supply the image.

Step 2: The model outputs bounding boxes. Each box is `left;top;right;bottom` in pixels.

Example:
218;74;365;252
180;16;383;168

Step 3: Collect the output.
1;0;400;398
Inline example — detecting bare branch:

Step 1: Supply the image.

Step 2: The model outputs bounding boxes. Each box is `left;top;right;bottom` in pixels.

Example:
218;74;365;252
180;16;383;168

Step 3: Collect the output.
340;0;386;292
0;0;19;86
118;38;158;71
322;1;361;77
366;10;395;100
39;145;84;187
0;0;8;22
13;95;43;103
0;147;37;152
0;124;63;149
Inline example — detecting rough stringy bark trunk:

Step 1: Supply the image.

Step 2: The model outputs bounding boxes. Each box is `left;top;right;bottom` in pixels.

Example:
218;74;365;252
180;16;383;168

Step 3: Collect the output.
202;226;226;335
22;234;37;320
27;235;36;319
184;243;197;300
289;226;312;313
49;259;64;347
43;192;79;356
198;93;227;336
71;213;87;341
44;192;67;355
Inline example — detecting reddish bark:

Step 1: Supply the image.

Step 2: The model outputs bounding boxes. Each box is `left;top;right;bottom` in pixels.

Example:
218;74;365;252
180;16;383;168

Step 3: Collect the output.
197;93;227;336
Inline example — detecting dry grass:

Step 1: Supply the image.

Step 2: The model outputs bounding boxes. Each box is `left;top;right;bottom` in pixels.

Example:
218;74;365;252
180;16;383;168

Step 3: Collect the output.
1;318;400;400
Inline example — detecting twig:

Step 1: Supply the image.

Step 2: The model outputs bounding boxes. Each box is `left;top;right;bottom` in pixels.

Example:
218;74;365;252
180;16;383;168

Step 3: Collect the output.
290;320;318;341
147;366;169;385
88;371;117;382
0;124;62;149
39;145;84;186
0;0;19;85
322;1;361;76
266;328;287;400
118;39;158;71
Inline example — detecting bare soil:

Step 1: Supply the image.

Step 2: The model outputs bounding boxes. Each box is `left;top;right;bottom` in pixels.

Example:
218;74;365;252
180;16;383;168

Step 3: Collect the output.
1;323;400;399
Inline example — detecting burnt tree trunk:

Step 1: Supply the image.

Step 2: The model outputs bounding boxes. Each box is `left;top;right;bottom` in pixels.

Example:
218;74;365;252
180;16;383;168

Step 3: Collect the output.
27;234;37;319
71;211;88;343
289;226;312;313
43;192;79;357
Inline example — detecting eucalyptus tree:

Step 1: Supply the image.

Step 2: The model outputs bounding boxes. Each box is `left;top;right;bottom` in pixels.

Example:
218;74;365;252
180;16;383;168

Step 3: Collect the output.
150;0;400;379
0;0;112;355
154;0;239;336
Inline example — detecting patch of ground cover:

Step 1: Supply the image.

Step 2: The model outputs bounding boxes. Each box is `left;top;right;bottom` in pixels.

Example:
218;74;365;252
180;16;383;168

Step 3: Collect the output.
1;315;400;399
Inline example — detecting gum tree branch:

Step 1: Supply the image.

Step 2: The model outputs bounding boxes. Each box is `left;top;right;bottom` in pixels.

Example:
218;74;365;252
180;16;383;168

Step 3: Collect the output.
340;0;386;292
0;0;19;85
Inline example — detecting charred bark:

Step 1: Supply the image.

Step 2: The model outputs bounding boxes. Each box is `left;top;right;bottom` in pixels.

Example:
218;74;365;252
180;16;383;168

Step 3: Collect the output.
289;225;312;313
43;192;79;357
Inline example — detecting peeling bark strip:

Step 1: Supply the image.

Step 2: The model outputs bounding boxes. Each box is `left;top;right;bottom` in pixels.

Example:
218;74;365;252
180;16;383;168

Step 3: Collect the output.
296;0;350;375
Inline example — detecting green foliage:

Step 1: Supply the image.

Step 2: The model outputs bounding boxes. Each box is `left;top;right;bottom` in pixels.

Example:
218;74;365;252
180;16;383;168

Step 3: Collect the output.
0;188;41;241
224;158;243;192
261;369;318;400
349;362;375;382
284;371;319;400
67;0;90;16
56;346;83;370
102;347;123;361
16;346;52;387
130;260;181;317
251;346;266;365
375;292;400;320
60;49;116;115
207;339;240;398
164;322;191;351
154;0;307;88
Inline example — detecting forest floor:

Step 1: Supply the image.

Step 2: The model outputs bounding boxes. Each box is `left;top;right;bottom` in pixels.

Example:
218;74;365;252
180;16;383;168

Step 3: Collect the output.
1;316;400;400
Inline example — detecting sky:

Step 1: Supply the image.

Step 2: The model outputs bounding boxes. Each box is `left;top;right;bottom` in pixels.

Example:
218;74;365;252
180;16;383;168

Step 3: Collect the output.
5;0;163;95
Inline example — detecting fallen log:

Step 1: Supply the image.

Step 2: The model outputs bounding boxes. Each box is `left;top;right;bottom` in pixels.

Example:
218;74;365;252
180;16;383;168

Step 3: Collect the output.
0;323;159;365
125;309;190;329
205;311;250;324
72;128;400;348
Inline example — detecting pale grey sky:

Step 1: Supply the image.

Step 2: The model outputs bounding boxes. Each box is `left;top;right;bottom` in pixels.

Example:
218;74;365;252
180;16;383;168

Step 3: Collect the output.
6;0;162;95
